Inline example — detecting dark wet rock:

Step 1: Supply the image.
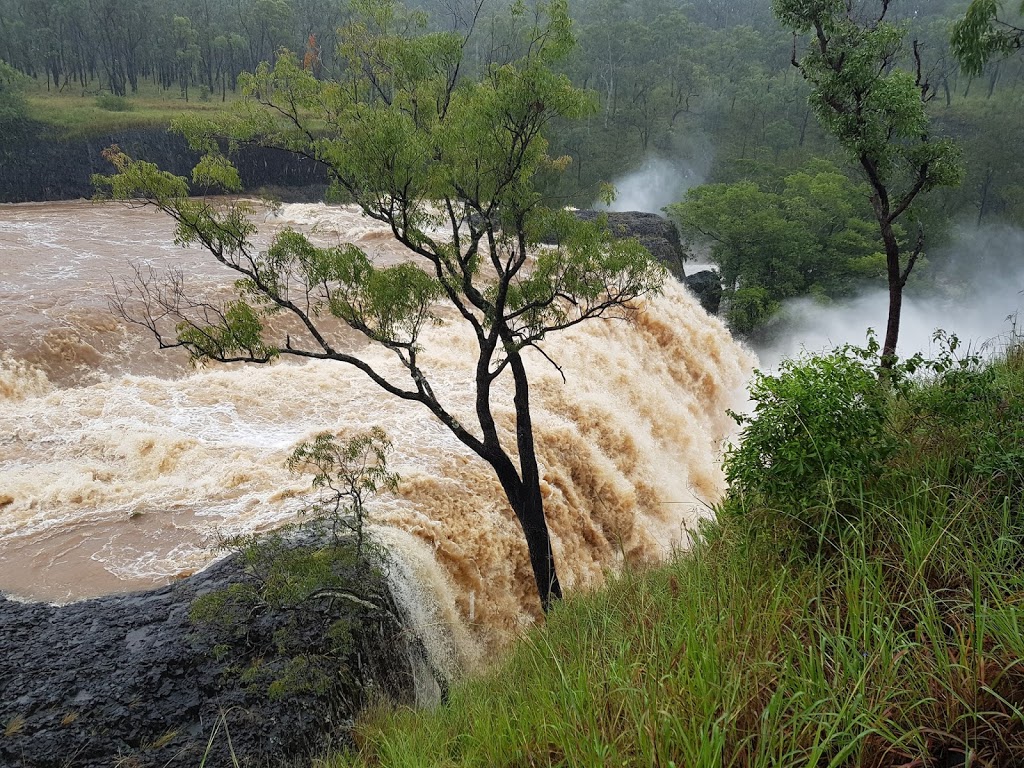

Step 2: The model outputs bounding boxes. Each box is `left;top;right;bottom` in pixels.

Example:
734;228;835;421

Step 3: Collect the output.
0;122;326;203
570;210;688;279
0;549;417;767
542;210;722;313
684;270;723;315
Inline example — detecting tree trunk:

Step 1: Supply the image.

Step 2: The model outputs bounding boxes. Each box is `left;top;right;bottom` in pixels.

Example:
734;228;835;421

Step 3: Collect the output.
517;480;562;613
880;219;902;370
507;350;562;612
481;445;562;613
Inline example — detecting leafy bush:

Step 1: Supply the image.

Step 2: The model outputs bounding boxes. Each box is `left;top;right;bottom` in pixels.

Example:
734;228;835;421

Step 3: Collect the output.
0;60;28;125
724;330;1024;558
95;93;135;112
897;333;1024;503
191;429;401;702
191;530;378;701
724;345;895;549
726;286;780;333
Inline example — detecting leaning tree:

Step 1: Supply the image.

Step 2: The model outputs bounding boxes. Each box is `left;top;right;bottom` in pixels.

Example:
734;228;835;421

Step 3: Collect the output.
97;0;665;613
773;0;963;369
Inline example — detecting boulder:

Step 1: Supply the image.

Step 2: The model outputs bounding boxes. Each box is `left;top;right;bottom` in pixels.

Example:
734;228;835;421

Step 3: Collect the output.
684;270;723;316
571;210;687;279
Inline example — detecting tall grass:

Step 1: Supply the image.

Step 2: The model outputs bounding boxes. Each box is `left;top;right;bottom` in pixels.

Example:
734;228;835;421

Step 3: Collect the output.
323;343;1024;768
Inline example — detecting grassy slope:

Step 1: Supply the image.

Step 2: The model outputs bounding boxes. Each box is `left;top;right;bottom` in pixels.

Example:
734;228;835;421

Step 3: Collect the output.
326;342;1024;768
23;83;235;139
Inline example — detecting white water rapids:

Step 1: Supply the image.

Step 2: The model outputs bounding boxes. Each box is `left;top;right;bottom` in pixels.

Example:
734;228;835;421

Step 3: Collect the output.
0;199;753;666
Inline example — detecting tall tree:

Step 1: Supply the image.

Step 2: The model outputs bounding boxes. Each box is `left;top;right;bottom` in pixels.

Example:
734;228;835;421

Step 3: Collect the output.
773;0;962;368
97;0;665;613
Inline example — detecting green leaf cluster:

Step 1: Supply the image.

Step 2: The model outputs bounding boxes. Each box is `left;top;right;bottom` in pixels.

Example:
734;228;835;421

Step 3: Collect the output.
726;332;1024;557
0;59;27;126
287;427;399;552
773;0;963;196
952;0;1024;76
190;531;382;703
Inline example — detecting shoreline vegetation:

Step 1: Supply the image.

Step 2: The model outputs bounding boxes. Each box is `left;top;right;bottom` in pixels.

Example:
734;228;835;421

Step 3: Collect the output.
322;335;1024;768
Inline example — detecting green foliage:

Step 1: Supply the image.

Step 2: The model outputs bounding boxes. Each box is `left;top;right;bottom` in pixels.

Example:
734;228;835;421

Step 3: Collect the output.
191;153;242;192
726;286;780;333
773;0;963;195
725;332;1024;558
177;299;277;361
287;427;399;553
952;0;1024;76
668;160;887;331
772;0;963;364
0;59;28;125
191;429;400;704
95;94;135;112
724;345;895;546
190;530;378;703
896;334;1024;503
189;427;402;707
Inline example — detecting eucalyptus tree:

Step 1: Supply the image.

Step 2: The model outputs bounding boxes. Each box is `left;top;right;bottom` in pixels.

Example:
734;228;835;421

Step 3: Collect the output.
773;0;962;368
953;0;1024;76
97;0;665;613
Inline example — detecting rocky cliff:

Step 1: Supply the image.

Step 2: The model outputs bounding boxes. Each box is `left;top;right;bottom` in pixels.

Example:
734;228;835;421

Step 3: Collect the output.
0;121;325;203
0;544;418;767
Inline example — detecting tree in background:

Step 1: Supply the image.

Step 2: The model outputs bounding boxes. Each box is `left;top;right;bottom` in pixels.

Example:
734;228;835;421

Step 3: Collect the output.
773;0;962;368
953;0;1024;76
668;161;886;332
0;58;27;125
98;0;665;613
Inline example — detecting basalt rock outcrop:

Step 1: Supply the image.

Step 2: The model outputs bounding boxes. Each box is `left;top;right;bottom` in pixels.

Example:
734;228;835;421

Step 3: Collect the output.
0;120;326;203
551;210;723;315
571;210;688;279
684;270;723;315
0;547;417;768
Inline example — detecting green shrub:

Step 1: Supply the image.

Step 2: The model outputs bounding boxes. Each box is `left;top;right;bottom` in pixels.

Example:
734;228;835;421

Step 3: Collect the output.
0;59;28;125
897;334;1024;503
724;345;895;549
95;93;135;112
190;428;400;701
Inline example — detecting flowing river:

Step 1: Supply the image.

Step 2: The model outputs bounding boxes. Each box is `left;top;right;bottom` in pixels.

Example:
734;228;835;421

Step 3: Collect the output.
0;199;754;663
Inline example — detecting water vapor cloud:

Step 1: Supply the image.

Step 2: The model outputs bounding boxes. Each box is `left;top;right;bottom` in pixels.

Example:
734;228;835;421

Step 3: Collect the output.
753;224;1024;369
597;156;707;214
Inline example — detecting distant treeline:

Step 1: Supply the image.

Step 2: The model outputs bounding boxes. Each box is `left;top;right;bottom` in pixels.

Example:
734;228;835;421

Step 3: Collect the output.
1;0;1022;223
0;0;352;100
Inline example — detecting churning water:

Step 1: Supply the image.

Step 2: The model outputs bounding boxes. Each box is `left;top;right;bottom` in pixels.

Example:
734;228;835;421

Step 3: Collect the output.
0;199;753;664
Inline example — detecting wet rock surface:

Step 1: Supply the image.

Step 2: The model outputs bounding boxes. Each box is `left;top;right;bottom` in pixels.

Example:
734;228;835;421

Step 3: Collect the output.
553;210;722;313
0;121;325;203
0;552;415;767
572;210;688;279
684;270;723;315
